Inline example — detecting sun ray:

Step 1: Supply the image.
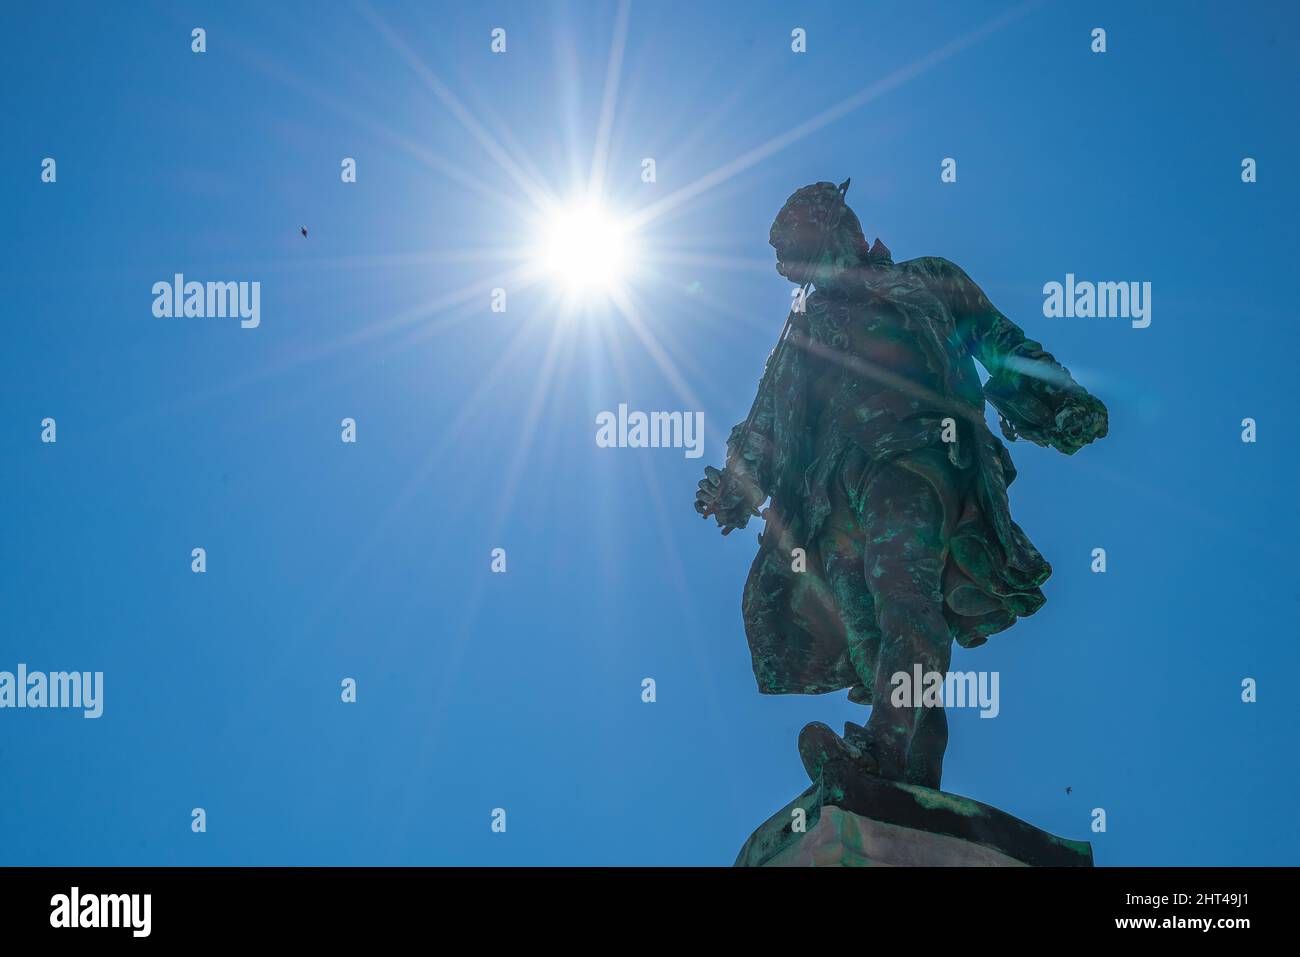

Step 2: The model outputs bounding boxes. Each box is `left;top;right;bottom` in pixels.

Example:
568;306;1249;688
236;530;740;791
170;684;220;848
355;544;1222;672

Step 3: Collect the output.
607;284;707;414
485;316;571;535
108;263;540;440
228;36;534;223
626;0;1040;233
592;305;739;775
355;0;560;214
586;0;633;201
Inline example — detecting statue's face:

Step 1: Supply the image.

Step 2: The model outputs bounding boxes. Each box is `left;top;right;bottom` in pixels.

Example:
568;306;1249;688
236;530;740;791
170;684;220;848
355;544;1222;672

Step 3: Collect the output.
769;184;864;286
770;218;826;285
773;219;867;287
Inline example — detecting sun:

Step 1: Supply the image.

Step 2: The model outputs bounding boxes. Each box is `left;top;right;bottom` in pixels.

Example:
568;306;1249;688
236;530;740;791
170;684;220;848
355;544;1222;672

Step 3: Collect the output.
538;200;635;296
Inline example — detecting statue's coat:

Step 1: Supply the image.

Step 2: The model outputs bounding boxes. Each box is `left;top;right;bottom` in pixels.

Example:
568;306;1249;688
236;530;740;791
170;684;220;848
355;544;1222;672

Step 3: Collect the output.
730;248;1102;700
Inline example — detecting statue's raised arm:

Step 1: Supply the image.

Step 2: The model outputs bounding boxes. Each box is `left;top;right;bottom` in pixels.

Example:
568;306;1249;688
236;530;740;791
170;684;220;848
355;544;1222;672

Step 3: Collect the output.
927;257;1108;455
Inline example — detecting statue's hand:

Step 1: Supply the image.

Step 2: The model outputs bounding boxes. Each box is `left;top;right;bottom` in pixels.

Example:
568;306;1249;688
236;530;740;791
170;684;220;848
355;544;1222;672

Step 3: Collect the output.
1048;390;1109;455
694;465;762;535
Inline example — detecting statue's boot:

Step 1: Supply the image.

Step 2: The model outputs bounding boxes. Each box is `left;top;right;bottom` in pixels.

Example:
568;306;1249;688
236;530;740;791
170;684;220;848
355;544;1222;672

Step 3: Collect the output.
843;720;907;782
846;711;948;789
798;722;872;782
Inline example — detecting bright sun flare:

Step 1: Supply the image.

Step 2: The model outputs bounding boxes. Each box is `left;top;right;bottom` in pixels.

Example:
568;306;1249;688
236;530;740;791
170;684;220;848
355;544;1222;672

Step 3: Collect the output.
540;202;633;294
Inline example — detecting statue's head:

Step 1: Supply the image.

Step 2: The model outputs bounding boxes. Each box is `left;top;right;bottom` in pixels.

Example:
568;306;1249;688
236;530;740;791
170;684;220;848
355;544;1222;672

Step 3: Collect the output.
769;182;870;286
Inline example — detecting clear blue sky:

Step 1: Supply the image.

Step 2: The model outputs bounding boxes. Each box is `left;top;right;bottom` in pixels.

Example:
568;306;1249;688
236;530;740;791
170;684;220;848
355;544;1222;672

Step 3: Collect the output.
2;1;1297;865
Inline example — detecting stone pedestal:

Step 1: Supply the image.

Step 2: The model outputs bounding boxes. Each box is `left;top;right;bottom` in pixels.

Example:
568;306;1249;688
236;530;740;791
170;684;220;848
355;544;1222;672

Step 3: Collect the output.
735;763;1092;867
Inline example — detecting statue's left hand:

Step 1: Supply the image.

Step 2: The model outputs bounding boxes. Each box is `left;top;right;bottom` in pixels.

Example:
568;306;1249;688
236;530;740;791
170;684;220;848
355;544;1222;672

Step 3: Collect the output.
1048;390;1109;455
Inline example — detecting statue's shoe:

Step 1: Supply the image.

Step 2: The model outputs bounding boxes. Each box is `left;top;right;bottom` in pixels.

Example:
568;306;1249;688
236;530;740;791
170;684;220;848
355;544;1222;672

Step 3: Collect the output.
843;720;907;782
799;721;877;781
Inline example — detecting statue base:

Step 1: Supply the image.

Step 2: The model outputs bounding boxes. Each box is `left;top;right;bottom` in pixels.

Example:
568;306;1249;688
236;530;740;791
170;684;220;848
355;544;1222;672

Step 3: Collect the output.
735;762;1093;867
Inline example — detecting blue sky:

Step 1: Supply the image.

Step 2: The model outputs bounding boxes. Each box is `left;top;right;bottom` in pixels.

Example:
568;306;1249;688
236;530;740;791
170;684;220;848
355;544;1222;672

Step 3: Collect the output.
2;0;1297;865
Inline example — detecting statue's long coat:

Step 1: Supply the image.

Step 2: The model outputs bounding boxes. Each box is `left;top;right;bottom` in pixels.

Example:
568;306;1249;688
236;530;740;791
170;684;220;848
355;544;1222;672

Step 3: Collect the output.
730;248;1080;701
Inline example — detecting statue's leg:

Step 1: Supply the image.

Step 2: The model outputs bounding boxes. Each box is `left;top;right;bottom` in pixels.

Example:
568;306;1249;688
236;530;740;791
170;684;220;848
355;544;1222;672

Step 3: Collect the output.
818;484;879;699
906;700;948;789
858;462;953;781
792;453;887;783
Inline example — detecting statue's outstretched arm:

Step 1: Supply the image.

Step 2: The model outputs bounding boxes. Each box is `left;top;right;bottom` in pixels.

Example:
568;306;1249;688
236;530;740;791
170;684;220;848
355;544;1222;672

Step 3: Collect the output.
931;258;1108;455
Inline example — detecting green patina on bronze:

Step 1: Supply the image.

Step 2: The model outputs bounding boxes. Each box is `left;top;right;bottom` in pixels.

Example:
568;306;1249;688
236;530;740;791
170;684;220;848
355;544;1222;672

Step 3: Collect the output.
696;181;1107;793
905;786;982;818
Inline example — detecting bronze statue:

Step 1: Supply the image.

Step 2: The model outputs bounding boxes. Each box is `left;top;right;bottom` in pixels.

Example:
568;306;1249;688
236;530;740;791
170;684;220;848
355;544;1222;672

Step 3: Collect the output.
695;181;1107;791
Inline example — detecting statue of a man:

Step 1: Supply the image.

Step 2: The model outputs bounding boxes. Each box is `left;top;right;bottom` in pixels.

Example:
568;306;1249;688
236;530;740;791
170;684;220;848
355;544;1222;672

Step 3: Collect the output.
694;182;1107;790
